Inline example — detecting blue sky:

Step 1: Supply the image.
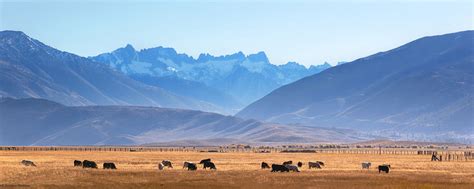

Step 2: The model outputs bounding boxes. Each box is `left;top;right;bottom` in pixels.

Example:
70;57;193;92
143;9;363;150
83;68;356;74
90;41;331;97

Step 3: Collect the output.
0;0;472;66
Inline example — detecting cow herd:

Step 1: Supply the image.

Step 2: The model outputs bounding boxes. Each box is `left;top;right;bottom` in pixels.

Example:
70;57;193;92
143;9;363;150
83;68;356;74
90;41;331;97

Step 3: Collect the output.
71;159;112;169
19;159;391;173
360;162;391;173
262;160;390;173
180;158;217;171
262;160;324;172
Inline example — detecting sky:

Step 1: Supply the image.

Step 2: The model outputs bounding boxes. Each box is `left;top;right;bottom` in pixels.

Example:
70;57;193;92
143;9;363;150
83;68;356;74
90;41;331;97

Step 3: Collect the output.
0;0;472;66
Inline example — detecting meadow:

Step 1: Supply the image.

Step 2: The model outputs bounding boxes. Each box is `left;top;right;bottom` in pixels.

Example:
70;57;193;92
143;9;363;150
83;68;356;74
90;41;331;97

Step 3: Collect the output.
0;150;473;188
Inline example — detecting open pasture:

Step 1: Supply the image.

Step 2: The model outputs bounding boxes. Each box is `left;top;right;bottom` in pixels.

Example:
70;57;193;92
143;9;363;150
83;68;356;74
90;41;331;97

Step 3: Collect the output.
1;150;473;188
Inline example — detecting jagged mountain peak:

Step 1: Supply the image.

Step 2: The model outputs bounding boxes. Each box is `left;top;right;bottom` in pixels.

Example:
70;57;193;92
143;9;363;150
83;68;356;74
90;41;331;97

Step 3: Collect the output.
112;44;137;59
246;51;269;63
197;51;246;62
124;44;136;51
92;45;330;106
279;61;307;69
309;62;332;70
0;31;214;112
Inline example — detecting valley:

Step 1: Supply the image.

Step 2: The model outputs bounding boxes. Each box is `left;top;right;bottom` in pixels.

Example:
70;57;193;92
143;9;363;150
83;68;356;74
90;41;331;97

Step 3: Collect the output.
1;150;473;188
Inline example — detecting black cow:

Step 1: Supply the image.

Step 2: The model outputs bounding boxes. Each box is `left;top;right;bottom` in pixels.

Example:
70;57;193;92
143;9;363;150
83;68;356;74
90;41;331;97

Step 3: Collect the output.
74;160;82;167
103;162;117;169
261;162;270;169
161;160;173;168
431;154;440;161
378;164;390;173
297;162;303;167
82;160;98;169
317;161;325;166
308;161;324;169
282;161;292;165
187;162;197;171
199;158;211;164
203;161;216;170
271;164;290;172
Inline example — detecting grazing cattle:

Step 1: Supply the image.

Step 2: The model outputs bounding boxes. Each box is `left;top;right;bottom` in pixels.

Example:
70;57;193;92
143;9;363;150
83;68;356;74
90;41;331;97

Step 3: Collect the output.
285;164;300;172
183;161;193;169
282;161;293;165
297;162;303;168
103;163;117;169
21;160;36;167
378;164;390;173
261;162;270;169
316;161;325;166
161;160;173;168
361;162;371;169
158;163;164;170
186;162;197;171
199;158;211;164
271;164;290;172
203;161;217;170
74;160;82;167
308;161;323;169
82;160;98;169
431;154;440;161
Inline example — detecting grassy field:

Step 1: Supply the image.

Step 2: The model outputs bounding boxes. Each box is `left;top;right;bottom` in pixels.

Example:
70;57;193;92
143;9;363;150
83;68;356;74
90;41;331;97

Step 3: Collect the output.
0;151;473;188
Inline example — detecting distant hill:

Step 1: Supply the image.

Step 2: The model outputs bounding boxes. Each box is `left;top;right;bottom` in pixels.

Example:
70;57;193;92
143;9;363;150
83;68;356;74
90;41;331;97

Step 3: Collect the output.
91;45;331;110
0;98;365;146
0;30;217;112
237;31;474;143
349;140;466;148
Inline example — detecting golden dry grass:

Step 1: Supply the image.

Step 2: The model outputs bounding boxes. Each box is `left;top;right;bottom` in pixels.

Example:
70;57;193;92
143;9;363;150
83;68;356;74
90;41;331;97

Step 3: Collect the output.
0;151;473;188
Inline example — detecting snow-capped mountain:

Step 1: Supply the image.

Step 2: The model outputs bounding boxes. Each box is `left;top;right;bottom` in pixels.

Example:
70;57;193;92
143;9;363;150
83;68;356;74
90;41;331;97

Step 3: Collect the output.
92;46;331;109
0;31;214;111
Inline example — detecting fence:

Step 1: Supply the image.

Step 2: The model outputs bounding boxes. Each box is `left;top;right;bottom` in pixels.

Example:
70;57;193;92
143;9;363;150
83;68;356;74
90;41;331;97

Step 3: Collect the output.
0;146;204;152
0;145;472;161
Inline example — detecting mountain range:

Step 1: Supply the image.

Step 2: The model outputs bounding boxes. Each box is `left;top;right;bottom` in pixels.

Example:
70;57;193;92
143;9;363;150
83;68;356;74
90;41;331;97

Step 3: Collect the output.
0;31;215;111
237;31;474;143
0;97;365;145
0;30;472;144
92;45;330;113
0;30;329;114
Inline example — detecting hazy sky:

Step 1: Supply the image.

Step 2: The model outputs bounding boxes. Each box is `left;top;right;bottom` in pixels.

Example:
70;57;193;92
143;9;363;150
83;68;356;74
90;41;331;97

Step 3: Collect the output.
1;0;472;66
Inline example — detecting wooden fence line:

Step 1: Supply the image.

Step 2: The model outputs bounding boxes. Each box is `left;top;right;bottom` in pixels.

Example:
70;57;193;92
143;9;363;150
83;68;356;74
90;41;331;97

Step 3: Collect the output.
0;146;472;161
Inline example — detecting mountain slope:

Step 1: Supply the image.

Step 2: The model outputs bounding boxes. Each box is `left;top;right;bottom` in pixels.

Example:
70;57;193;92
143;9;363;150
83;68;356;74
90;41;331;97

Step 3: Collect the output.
237;31;474;142
0;30;213;111
92;45;331;107
0;98;365;145
129;74;243;114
